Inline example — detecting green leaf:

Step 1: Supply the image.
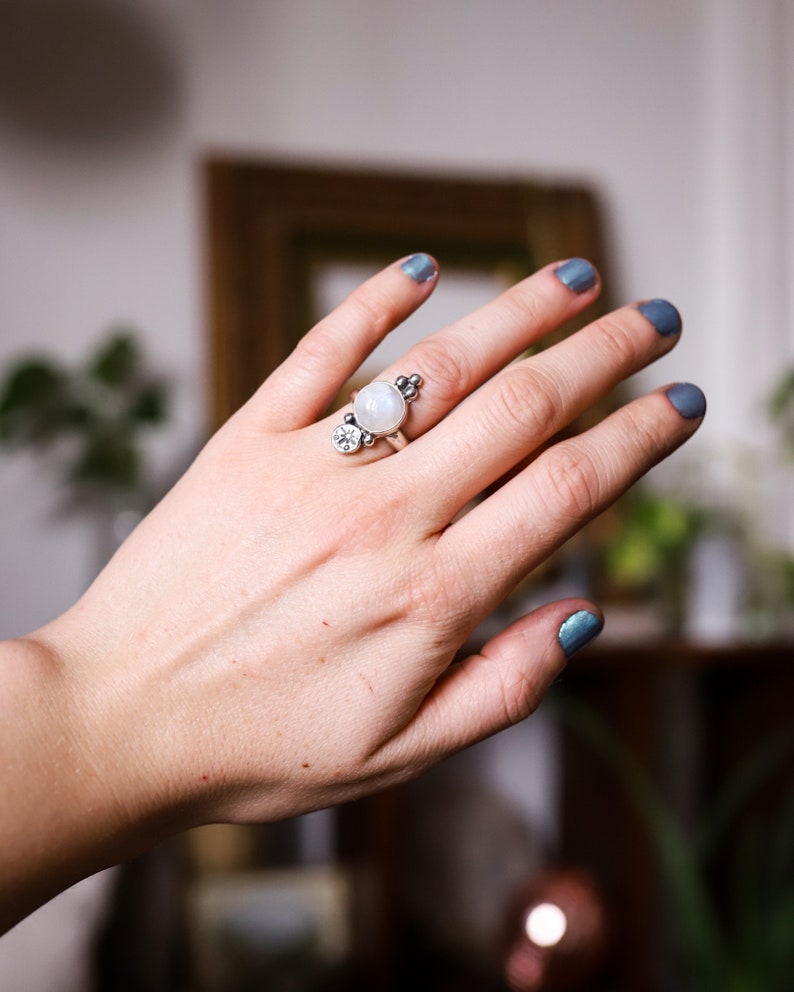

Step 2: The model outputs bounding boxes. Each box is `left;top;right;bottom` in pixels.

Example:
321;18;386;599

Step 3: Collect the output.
0;330;168;499
70;433;141;490
0;360;67;443
783;558;794;605
770;778;794;889
767;370;794;421
698;726;794;861
0;360;63;412
732;823;766;987
766;889;794;990
606;529;663;587
652;499;692;547
129;382;167;424
89;333;139;387
555;693;729;990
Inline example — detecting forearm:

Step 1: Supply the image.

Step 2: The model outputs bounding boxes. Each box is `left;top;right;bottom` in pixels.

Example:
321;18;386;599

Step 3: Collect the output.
0;630;177;933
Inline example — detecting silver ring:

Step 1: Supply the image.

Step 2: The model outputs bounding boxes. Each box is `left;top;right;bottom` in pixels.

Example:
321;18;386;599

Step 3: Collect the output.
331;374;422;455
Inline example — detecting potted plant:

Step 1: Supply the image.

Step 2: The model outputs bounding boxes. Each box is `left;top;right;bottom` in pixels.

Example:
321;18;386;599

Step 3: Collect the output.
0;330;169;553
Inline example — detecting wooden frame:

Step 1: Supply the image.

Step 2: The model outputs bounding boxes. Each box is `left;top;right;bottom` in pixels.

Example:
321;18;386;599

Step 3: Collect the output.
206;159;610;430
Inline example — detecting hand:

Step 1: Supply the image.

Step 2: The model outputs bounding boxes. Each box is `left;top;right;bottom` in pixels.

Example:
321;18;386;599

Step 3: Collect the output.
17;255;702;916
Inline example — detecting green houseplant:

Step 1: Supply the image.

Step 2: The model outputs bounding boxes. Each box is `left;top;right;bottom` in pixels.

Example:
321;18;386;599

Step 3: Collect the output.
557;695;794;992
0;330;168;507
765;369;794;610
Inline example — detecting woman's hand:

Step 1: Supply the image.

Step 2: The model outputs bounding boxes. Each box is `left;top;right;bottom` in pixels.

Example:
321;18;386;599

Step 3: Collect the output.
6;255;703;927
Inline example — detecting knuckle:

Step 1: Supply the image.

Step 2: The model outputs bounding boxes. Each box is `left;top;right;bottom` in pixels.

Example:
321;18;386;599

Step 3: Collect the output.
293;325;345;377
593;311;645;372
404;567;457;630
536;441;603;523
500;668;538;725
398;547;471;636
501;281;545;328
334;491;413;554
622;402;667;456
413;336;475;408
486;366;559;441
346;283;394;338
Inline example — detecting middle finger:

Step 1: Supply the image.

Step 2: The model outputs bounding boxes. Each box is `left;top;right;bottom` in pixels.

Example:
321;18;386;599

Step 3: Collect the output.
371;257;602;440
400;295;683;526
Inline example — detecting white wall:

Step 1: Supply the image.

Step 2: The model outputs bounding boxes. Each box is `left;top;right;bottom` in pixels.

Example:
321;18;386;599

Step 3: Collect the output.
0;0;791;638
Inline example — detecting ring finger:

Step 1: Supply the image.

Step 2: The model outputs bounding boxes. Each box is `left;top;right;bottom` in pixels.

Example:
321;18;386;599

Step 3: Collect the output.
355;257;602;449
399;294;684;523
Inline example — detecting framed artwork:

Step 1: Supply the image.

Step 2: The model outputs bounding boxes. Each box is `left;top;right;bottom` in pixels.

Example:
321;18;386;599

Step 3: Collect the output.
206;159;611;429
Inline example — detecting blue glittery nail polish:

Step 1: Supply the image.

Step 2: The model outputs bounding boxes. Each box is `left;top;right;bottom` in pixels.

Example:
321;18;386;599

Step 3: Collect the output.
558;610;604;659
666;383;707;420
638;299;682;337
401;253;437;284
553;258;597;294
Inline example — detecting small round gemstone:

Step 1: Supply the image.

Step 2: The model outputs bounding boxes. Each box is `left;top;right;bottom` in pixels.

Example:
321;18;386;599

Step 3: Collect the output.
331;423;362;453
354;381;407;436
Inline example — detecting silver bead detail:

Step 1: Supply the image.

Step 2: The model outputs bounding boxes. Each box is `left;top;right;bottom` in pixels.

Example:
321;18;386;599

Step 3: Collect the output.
331;373;421;455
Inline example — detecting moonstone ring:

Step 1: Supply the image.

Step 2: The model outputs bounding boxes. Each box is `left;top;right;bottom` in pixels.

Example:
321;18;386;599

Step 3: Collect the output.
331;374;422;454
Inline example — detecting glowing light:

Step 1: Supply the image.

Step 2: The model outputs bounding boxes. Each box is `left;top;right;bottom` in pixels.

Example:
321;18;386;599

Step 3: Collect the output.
524;902;567;947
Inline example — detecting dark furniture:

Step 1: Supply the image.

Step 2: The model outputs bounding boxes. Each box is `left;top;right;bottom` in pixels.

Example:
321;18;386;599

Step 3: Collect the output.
559;641;794;991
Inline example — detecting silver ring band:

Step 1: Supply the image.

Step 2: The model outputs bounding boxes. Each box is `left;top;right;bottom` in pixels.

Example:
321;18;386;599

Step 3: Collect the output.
331;374;422;455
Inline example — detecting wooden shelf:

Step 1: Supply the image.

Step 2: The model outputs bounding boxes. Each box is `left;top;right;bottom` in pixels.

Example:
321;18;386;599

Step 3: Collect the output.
583;640;794;668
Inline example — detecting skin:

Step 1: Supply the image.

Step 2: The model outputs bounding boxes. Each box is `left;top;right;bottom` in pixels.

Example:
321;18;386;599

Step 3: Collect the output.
0;257;703;933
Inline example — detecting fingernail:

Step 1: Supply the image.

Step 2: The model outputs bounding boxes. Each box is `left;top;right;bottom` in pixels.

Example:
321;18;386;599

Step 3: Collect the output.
401;253;437;284
558;610;603;659
553;258;597;294
666;382;707;420
637;298;682;337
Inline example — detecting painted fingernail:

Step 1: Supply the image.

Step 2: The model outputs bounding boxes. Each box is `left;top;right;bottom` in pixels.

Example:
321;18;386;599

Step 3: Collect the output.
666;382;707;420
553;258;597;294
401;253;437;284
558;610;604;659
637;298;682;337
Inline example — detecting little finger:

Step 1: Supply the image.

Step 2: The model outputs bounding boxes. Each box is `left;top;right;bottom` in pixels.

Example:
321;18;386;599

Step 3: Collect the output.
407;298;683;523
371;602;603;771
440;383;706;608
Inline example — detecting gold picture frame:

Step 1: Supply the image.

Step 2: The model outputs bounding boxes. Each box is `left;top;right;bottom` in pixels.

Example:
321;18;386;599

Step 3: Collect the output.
206;159;611;431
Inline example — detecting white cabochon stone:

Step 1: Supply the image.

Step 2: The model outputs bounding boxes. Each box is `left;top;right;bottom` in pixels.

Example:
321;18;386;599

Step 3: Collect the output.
354;381;406;435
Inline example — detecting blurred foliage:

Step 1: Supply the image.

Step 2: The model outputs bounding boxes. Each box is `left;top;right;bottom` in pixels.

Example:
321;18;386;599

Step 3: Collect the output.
767;369;794;459
0;330;168;496
558;695;794;992
601;493;703;593
767;368;794;607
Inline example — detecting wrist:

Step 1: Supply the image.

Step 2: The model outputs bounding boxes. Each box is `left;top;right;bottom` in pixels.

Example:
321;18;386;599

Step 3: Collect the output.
38;605;194;826
0;618;188;931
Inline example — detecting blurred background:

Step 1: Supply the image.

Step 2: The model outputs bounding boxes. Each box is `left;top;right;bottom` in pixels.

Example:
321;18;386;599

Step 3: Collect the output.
0;2;792;991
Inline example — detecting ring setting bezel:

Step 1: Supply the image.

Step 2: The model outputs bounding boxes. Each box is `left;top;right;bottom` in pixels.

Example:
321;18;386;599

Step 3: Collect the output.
331;374;422;454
